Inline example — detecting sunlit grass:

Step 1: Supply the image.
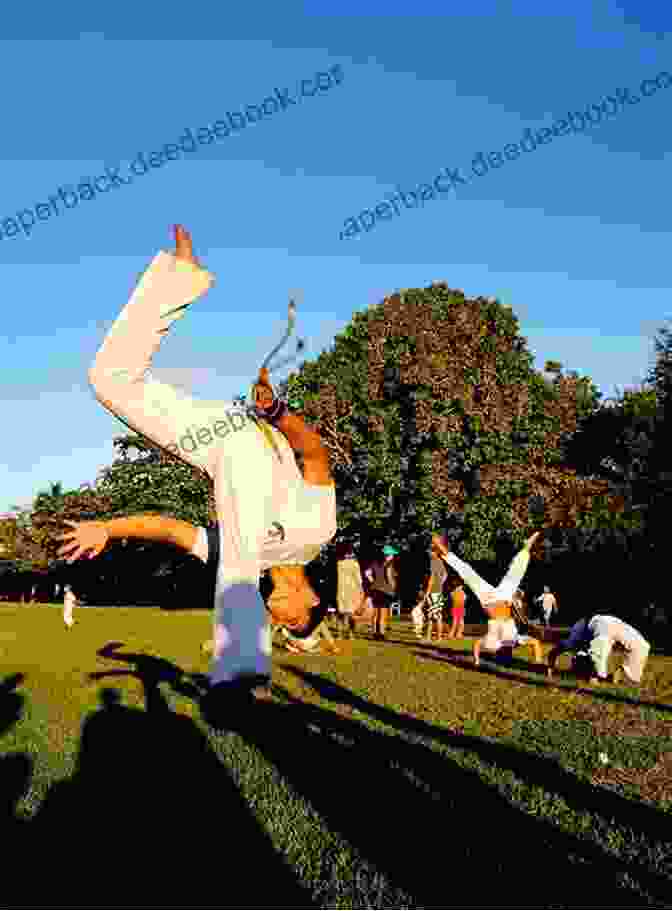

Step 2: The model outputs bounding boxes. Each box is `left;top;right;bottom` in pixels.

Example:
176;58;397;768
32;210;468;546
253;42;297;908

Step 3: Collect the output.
1;603;671;907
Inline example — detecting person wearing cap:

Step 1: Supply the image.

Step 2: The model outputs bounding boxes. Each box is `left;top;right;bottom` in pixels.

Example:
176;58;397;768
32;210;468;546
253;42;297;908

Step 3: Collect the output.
547;615;650;685
364;545;399;641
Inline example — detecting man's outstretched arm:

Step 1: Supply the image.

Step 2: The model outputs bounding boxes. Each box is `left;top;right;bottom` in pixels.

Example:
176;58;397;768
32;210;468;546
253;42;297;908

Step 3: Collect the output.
57;516;199;563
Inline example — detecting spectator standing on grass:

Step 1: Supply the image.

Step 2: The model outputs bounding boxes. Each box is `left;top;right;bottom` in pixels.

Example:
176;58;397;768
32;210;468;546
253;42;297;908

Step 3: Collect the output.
446;583;466;640
547;615;651;686
63;585;77;629
536;586;557;626
335;542;367;640
364;546;399;641
420;540;448;642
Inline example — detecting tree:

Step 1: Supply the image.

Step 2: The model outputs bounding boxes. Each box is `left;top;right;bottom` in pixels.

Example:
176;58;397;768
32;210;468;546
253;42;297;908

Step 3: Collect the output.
282;283;636;606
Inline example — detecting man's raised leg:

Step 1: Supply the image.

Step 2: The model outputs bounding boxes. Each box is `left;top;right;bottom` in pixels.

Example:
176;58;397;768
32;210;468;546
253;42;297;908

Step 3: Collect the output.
494;533;540;603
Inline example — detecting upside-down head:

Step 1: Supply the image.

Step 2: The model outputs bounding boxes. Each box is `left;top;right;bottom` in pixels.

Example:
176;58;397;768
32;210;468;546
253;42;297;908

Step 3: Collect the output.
266;565;324;637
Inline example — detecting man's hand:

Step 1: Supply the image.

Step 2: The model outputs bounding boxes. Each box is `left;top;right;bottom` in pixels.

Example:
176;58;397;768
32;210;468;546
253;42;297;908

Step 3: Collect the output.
57;521;110;563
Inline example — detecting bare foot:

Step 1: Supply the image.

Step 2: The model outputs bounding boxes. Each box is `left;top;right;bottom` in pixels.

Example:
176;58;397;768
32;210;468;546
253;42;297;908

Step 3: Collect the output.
173;224;204;269
525;531;541;551
253;366;276;410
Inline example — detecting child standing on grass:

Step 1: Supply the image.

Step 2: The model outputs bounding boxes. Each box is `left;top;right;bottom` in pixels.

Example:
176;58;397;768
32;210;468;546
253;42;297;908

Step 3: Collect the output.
63;585;77;629
411;598;425;639
446;584;465;639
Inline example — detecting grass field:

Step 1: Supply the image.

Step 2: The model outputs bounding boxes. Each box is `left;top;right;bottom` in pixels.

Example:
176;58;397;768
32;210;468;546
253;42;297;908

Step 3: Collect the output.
1;603;672;908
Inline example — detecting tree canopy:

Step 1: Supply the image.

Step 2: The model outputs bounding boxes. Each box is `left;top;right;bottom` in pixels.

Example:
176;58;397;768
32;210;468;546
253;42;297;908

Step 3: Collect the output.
284;283;635;566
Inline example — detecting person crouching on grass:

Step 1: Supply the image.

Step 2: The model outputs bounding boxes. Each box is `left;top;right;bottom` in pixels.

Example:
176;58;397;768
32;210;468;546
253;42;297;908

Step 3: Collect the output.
86;225;337;711
546;615;651;686
431;531;543;667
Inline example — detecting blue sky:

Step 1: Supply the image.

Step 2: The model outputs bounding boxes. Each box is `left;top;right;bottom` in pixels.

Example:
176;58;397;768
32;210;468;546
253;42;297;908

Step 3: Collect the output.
1;0;670;513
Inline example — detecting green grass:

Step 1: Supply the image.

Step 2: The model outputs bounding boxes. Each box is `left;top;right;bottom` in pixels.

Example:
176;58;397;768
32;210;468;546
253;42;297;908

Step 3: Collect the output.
2;603;672;908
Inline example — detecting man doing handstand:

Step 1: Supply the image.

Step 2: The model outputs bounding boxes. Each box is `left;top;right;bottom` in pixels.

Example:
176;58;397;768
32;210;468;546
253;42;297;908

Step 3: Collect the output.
87;225;337;697
431;532;542;667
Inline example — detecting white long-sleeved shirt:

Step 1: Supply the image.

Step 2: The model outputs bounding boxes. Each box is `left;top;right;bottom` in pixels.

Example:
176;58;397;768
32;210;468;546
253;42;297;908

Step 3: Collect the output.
89;249;336;681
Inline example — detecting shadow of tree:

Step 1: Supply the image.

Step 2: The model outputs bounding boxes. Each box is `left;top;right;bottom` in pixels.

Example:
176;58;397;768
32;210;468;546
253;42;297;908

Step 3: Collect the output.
2;650;313;908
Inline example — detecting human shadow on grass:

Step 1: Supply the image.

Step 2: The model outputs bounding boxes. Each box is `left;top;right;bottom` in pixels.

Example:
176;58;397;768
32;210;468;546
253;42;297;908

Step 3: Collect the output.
211;666;671;908
417;648;672;714
18;649;314;908
0;673;32;865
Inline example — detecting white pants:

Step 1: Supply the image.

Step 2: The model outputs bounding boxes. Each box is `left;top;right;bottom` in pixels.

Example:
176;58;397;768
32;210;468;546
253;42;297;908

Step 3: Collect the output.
89;250;274;685
63;602;75;627
589;635;650;683
446;547;531;612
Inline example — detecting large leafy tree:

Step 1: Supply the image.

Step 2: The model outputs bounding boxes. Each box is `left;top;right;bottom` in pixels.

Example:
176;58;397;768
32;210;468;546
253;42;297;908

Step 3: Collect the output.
283;283;643;609
286;285;630;548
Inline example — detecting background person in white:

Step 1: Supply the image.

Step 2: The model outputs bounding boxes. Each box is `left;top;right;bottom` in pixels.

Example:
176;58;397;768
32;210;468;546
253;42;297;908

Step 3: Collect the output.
547;615;651;685
536;586;557;626
88;225;336;690
63;585;76;629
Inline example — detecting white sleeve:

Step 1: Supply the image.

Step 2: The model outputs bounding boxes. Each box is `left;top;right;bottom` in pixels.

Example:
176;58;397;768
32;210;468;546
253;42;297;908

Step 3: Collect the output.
190;527;209;564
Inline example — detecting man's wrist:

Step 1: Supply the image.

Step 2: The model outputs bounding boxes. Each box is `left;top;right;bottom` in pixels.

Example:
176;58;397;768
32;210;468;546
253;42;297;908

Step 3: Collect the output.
255;398;289;425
